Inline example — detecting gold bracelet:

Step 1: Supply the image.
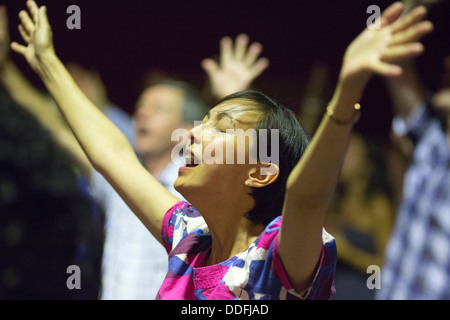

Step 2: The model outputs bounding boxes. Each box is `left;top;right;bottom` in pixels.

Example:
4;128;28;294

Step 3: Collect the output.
326;104;361;125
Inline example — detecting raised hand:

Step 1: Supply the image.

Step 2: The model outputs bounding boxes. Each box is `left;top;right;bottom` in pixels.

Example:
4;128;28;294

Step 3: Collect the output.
202;34;269;100
10;0;55;75
339;2;433;89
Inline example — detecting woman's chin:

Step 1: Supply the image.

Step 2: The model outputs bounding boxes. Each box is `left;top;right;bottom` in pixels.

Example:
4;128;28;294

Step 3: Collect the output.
174;175;192;198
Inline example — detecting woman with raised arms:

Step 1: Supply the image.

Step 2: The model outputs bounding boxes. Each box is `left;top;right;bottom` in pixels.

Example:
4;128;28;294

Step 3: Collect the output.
11;1;432;299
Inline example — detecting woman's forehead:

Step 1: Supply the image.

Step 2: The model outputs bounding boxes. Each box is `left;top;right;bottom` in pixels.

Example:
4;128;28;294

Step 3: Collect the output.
209;99;263;121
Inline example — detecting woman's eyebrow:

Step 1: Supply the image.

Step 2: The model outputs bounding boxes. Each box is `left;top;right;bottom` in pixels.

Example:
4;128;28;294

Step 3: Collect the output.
204;110;234;122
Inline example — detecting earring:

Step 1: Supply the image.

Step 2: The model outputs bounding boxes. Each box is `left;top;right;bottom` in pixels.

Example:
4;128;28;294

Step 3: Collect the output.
245;180;250;186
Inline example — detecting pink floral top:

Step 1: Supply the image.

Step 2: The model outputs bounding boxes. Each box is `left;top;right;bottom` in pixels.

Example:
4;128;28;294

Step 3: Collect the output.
157;201;336;300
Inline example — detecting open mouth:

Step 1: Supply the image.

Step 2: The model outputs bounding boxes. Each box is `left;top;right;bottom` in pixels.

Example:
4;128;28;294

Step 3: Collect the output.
185;150;201;168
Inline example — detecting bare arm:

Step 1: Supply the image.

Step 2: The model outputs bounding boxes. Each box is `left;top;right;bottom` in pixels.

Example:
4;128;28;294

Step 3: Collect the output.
278;2;433;293
0;6;90;174
11;1;179;243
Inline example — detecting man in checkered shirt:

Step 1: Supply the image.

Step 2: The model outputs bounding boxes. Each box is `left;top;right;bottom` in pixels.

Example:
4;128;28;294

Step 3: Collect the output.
378;26;450;299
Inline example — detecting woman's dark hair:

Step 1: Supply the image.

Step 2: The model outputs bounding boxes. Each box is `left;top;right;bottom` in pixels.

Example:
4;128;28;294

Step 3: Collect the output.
216;90;310;225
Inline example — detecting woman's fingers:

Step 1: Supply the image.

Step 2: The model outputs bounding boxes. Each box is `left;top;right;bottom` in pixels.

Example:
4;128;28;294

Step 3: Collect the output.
27;0;40;23
37;5;50;29
18;1;48;38
18;10;35;36
220;36;233;67
382;42;424;62
18;24;30;44
10;41;27;56
244;42;263;67
372;60;403;77
249;57;270;79
201;58;219;77
234;33;249;62
379;3;432;63
391;5;428;34
220;34;266;67
390;20;433;46
380;2;404;28
12;1;53;58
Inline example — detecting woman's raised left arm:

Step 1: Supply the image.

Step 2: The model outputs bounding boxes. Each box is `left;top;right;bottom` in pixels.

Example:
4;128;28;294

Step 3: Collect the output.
278;2;433;294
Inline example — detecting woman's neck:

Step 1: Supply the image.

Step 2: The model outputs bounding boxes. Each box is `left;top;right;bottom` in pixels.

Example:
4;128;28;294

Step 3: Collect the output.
192;194;265;266
206;217;264;266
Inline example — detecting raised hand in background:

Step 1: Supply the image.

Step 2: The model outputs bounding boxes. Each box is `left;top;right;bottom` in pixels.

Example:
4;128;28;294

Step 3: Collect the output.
201;34;269;101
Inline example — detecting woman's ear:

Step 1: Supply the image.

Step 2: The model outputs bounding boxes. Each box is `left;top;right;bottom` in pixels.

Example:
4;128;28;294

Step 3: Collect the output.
246;163;280;188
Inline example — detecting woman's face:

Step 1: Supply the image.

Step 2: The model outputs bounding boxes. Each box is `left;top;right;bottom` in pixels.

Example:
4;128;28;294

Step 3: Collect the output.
173;100;264;201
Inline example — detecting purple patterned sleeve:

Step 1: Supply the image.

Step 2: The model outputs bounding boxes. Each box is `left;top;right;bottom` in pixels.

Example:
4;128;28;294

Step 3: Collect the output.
161;201;187;254
271;223;337;299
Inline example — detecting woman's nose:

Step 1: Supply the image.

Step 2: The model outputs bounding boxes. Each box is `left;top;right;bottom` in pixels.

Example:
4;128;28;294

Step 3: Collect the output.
189;124;202;145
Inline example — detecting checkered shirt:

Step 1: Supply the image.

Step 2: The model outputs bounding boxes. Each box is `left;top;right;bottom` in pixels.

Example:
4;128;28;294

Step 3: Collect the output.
377;104;450;299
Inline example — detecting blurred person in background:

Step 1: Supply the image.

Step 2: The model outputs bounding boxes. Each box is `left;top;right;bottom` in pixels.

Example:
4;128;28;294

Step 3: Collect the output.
378;0;450;300
0;5;103;300
0;75;103;301
326;133;395;299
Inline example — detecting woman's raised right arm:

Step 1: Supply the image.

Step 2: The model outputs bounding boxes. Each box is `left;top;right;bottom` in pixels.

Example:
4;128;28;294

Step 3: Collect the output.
11;1;179;242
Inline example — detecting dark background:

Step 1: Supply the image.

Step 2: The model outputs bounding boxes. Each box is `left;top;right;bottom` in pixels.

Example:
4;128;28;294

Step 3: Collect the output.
3;0;450;141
